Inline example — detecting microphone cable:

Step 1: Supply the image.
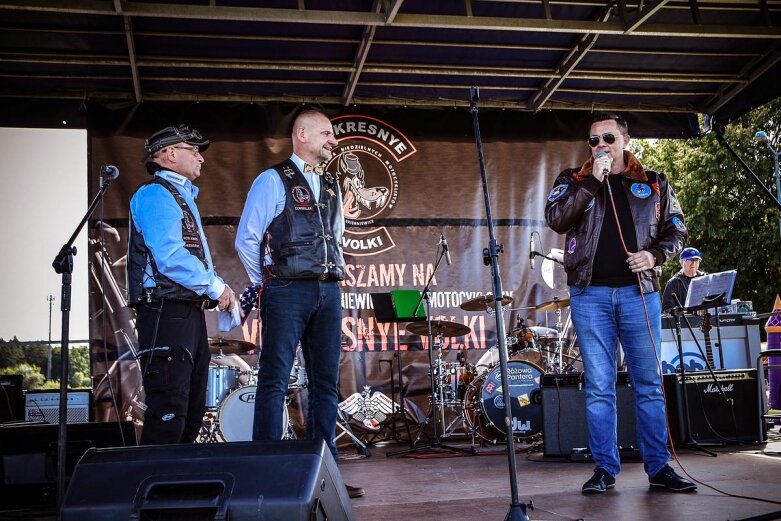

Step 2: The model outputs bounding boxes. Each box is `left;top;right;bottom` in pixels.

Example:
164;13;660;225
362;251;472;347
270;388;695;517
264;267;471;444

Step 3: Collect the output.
603;177;781;508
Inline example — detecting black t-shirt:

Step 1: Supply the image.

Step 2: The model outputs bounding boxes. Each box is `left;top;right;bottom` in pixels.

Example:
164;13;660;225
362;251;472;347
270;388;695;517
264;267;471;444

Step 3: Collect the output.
591;175;639;287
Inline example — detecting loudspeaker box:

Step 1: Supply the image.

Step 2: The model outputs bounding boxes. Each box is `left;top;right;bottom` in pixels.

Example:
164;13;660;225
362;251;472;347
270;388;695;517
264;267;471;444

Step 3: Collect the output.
542;372;638;458
662;369;760;444
61;439;356;521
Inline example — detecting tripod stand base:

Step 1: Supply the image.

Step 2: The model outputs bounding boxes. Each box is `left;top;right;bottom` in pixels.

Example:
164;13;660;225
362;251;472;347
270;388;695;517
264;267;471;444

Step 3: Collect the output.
386;437;476;458
504;503;530;521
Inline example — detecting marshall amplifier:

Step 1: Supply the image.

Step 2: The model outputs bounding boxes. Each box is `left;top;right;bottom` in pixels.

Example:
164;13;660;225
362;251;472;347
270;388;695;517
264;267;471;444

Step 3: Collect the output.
662;369;760;445
541;372;638;458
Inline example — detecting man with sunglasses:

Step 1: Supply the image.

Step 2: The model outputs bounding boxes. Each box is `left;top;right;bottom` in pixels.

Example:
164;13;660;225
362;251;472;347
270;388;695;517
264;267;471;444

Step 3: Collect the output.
545;113;696;494
662;247;705;314
127;124;236;445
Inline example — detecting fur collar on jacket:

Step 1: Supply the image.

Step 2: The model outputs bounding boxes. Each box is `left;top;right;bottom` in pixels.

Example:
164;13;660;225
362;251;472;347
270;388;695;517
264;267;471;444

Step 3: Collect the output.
573;150;647;182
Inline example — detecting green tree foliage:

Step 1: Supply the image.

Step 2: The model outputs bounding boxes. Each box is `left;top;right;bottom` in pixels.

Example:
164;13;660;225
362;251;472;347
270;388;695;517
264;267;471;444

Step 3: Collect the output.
0;338;91;389
633;98;781;315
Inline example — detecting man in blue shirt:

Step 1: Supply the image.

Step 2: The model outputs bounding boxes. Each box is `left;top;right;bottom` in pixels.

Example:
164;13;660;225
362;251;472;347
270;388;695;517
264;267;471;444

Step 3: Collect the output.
127;124;235;445
235;110;363;498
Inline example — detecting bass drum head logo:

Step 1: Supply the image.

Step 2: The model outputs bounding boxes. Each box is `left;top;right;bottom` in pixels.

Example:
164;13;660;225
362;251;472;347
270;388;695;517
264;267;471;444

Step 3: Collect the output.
330;115;416;257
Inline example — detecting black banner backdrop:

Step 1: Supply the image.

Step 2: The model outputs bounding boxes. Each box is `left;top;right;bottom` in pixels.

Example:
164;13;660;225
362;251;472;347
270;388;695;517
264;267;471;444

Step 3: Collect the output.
86;104;584;440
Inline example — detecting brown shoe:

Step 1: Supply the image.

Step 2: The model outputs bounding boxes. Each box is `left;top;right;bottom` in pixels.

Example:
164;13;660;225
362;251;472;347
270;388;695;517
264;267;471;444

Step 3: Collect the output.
345;484;364;498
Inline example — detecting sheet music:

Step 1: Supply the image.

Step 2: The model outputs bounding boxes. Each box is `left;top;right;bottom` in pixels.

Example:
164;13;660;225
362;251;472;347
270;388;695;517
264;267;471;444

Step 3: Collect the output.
684;270;737;312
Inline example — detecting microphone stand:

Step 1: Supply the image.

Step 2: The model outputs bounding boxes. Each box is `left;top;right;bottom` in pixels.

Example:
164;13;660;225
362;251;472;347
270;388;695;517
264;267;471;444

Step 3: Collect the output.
469;86;531;521
51;171;117;511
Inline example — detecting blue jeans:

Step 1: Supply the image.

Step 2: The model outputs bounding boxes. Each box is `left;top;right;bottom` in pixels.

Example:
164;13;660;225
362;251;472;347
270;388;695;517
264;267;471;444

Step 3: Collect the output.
253;278;342;458
570;284;670;477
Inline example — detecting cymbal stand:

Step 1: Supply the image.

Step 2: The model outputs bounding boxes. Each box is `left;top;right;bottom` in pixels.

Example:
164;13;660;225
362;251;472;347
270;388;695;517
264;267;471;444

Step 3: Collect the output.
552;307;565;372
387;248;474;458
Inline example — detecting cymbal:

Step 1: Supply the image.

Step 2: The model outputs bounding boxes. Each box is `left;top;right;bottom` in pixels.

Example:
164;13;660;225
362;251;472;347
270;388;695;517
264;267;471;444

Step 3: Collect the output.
535;297;570;312
208;337;255;355
460;294;513;311
406;320;472;337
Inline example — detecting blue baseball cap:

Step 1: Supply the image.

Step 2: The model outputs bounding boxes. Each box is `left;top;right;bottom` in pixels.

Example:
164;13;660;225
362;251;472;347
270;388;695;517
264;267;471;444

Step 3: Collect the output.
680;247;702;261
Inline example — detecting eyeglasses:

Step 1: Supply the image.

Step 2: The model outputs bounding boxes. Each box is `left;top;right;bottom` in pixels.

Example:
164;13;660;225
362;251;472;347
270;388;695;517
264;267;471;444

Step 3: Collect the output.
588;133;618;147
172;145;201;155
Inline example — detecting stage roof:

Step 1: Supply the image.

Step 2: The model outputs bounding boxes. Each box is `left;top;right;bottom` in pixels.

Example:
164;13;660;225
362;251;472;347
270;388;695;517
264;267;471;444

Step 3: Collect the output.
0;0;779;135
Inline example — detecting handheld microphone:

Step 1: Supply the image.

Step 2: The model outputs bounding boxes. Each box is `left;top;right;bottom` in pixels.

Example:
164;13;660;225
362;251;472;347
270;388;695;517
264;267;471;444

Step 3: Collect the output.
529;232;535;270
595;151;610;180
100;165;120;182
441;233;452;266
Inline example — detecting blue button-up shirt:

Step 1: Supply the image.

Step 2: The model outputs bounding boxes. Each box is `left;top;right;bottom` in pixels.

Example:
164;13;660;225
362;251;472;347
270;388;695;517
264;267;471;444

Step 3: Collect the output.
130;170;226;299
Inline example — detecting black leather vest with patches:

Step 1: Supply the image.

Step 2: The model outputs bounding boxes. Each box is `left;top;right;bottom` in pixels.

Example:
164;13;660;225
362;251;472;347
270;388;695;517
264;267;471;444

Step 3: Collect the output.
263;159;345;281
127;176;211;307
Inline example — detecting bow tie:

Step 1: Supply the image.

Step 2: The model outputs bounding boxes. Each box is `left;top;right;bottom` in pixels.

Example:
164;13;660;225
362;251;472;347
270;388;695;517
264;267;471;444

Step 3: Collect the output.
303;163;325;175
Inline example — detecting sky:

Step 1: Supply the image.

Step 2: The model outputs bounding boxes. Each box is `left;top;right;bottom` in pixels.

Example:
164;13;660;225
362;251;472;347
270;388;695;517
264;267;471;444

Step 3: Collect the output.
0;127;89;343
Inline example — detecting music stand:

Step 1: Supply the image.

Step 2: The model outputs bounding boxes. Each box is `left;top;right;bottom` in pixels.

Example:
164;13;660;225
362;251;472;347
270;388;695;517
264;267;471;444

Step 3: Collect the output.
670;270;736;454
365;291;425;446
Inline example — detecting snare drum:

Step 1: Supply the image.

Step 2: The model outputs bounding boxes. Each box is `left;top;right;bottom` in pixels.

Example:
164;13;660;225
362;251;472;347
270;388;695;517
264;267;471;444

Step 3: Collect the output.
216;385;289;442
463;360;543;442
205;365;240;409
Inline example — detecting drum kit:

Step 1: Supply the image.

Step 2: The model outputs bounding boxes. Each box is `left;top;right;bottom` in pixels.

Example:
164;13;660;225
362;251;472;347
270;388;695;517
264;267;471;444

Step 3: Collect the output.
412;293;579;444
198;337;305;443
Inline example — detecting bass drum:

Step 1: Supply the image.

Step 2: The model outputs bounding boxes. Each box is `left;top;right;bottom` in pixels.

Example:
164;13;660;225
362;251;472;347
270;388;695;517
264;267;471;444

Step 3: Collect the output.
216;385;289;442
464;360;543;442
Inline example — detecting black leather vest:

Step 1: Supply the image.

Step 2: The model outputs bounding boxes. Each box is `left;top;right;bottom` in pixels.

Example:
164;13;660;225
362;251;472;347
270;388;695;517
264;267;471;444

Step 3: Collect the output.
127;176;212;307
263;159;345;281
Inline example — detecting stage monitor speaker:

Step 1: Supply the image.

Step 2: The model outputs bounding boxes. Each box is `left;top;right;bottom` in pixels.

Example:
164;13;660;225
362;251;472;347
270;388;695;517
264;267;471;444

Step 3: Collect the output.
25;389;92;424
662;369;761;444
0;420;136;509
542;372;638;459
61;439;356;521
0;374;24;422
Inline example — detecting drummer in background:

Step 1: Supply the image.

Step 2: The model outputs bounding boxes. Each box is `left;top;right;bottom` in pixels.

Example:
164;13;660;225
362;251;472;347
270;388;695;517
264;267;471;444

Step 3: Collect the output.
662;247;705;314
127;125;236;445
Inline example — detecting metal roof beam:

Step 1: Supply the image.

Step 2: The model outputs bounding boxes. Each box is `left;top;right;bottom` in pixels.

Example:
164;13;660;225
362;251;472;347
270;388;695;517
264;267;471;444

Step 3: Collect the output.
112;0;141;103
530;6;613;111
342;0;390;105
704;42;781;113
624;0;671;33
0;1;779;38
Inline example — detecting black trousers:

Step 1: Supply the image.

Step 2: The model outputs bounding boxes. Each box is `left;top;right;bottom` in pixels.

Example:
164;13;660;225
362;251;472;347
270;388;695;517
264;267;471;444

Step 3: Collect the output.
135;300;210;444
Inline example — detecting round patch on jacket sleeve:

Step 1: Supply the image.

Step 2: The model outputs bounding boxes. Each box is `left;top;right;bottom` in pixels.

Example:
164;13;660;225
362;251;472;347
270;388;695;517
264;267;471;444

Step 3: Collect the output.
672;216;687;232
567;237;577;254
548;184;568;202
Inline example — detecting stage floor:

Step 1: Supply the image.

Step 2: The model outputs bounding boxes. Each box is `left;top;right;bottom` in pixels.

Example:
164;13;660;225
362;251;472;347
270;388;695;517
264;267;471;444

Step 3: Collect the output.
340;426;781;521
1;427;779;521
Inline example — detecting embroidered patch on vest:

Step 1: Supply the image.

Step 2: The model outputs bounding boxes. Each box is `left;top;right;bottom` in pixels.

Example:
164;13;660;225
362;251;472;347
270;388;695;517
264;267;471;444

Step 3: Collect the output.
630;183;652;199
282;165;295;179
181;211;202;249
291;185;314;211
567;237;577;254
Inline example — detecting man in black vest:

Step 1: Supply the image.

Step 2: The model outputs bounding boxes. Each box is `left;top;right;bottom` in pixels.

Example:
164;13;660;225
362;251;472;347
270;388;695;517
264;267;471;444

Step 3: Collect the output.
235;110;362;497
128;124;235;445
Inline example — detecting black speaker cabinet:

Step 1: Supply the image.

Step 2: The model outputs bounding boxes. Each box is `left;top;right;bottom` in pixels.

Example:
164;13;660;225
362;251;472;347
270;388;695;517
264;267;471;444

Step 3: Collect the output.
542;372;638;458
662;369;761;444
0;421;136;508
61;439;356;521
0;374;24;422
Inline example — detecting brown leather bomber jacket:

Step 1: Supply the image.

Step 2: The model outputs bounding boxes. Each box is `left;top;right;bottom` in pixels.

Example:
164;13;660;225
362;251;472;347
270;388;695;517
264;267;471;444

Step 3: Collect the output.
544;150;688;294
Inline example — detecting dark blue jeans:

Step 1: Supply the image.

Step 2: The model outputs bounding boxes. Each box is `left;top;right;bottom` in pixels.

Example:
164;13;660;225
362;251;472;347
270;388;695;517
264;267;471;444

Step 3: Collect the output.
570;284;670;477
253;278;342;458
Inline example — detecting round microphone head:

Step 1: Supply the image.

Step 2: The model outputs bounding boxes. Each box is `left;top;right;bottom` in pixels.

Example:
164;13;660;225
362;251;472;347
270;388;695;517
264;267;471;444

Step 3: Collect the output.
595;150;608;159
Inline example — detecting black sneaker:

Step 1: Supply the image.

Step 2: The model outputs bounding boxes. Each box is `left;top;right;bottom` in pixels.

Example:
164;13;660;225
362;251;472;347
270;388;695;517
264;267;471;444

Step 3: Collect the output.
649;465;697;492
345;484;365;498
582;469;616;494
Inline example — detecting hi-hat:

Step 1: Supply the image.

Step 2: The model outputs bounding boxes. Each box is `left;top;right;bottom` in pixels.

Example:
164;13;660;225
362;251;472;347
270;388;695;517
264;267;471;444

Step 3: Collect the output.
406;320;472;337
460;294;513;312
535;297;570;312
208;337;255;355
